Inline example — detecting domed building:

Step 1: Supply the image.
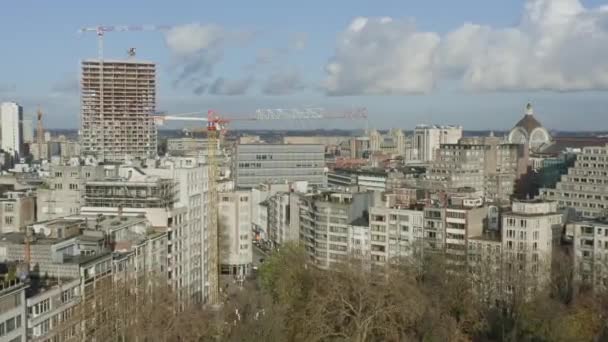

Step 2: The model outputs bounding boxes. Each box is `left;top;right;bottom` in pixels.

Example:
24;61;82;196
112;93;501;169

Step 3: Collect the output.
508;103;551;152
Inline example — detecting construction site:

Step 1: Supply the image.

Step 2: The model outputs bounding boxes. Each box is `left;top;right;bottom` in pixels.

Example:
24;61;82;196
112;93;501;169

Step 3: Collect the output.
80;59;158;163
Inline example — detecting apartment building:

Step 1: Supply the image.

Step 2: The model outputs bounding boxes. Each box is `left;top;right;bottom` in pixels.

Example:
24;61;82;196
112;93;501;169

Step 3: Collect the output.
81;164;209;304
218;191;252;276
0;280;26;342
427;136;528;201
235;143;326;188
540;144;608;219
299;191;372;268
80;59;157;162
26;278;81;341
251;183;291;241
37;164;108;221
368;206;424;266
412;124;463;163
368;128;407;156
501;200;563;290
572;219;608;290
0;191;35;234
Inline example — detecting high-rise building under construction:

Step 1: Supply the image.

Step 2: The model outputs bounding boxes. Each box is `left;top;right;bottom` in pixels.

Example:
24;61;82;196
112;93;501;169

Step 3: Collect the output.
80;59;157;162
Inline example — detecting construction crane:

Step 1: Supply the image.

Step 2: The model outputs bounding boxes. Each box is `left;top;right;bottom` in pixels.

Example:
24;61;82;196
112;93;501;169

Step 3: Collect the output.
77;25;171;60
152;107;367;306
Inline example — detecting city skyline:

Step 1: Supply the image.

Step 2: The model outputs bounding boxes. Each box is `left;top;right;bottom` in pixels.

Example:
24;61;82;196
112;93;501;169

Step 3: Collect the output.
1;0;608;130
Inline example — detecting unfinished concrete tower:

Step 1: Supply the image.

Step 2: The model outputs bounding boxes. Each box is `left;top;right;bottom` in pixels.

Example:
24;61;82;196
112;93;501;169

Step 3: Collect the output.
80;59;157;162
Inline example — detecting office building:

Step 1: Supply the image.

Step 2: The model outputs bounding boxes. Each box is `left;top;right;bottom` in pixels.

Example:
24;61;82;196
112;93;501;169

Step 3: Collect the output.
1;102;24;158
412;124;463;163
540;144;608;219
219;191;252;276
368;128;407;156
235;143;325;188
80;59;157;162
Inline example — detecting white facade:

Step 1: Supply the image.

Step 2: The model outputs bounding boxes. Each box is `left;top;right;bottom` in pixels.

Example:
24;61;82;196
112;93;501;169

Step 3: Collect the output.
412;124;463;163
145;159;210;304
1;102;24;158
0;281;27;342
502;200;562;289
368;207;424;265
572;220;608;290
219;191;253;276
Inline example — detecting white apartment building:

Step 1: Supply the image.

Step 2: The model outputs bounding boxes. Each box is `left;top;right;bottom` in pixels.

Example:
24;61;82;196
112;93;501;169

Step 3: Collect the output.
219;191;252;276
250;183;291;241
146;159;209;303
412;124;463;163
501;200;562;290
26;278;81;342
368;206;424;266
299;191;372;268
80;164;208;304
572;219;608;290
0;280;27;342
540;144;608;219
1;102;24;158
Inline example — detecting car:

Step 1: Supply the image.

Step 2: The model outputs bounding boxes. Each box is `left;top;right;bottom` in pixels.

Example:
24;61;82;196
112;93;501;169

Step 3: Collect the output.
259;258;265;263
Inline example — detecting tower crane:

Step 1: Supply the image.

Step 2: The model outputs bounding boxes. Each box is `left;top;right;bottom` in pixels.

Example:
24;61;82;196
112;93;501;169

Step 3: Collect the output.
152;107;367;306
78;25;171;60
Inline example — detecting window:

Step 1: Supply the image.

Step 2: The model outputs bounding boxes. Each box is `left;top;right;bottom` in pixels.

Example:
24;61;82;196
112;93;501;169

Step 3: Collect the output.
4;216;14;225
54;183;63;190
54;172;63;177
69;184;78;190
0;322;4;336
6;317;15;333
4;203;14;212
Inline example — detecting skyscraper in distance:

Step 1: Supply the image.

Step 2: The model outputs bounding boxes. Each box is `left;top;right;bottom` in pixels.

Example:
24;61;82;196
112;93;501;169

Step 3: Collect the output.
0;102;24;158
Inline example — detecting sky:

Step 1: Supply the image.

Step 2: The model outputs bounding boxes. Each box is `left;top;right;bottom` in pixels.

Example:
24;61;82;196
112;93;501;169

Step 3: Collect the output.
1;0;608;131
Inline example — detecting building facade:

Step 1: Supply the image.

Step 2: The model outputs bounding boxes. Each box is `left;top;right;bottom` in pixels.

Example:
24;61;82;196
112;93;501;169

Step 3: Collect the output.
508;103;551;153
1;102;24;158
80;59;157;162
0;191;36;234
412;124;463;163
235;143;325;188
0;280;27;342
218;191;252;276
540;144;608;219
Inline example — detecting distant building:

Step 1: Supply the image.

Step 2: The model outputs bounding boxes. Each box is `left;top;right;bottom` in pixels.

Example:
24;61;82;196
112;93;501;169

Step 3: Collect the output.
0;279;27;342
80;59;157;162
540;144;608;219
368;129;407;156
412;124;463;163
21;119;33;144
426;135;528;201
0;191;35;234
1;102;24;158
167;137;218;159
219;191;252;276
508;103;552;153
235;143;326;188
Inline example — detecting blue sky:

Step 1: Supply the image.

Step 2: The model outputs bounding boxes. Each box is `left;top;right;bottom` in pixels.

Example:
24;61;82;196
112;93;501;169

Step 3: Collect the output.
1;0;608;130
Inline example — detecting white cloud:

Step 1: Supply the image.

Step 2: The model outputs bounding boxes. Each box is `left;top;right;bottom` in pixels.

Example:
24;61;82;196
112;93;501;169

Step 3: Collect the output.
324;17;440;95
325;0;608;95
262;69;306;95
209;77;254;95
